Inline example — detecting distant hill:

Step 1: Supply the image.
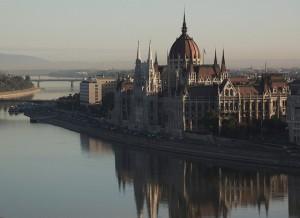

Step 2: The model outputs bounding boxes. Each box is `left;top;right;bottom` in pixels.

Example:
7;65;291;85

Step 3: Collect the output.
1;52;299;72
0;53;132;72
0;53;51;70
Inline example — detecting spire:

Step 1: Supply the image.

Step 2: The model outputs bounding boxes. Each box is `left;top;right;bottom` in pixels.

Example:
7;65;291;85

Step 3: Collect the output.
137;40;141;60
265;61;268;73
181;10;187;35
221;49;226;72
154;52;158;65
214;49;218;66
148;40;153;62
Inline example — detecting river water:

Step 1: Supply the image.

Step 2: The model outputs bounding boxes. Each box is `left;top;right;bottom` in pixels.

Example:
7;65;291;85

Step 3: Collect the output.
0;81;299;218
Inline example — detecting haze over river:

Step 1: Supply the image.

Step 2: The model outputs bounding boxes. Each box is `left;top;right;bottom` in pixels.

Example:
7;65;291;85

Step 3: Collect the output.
0;81;299;218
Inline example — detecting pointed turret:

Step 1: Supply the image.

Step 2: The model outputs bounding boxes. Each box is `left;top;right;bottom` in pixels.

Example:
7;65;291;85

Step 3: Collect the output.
221;49;226;72
148;40;153;64
134;41;143;89
147;41;155;93
136;40;141;61
214;49;218;66
181;10;187;35
154;52;158;65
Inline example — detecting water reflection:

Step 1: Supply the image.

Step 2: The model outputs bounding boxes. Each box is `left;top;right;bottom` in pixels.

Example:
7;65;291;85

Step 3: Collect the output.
80;134;113;156
289;176;300;218
81;135;300;218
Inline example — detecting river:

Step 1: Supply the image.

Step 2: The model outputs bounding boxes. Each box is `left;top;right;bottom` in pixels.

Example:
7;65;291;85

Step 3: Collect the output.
0;81;299;218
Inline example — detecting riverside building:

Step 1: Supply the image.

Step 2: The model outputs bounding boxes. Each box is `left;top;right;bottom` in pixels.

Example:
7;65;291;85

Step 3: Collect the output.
80;78;99;105
112;14;289;137
80;77;116;105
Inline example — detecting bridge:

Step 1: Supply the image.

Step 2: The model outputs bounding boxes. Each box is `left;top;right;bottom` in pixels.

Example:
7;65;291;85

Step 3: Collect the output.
31;78;82;88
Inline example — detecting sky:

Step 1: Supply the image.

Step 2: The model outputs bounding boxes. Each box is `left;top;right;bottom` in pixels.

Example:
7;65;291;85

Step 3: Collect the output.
0;0;300;69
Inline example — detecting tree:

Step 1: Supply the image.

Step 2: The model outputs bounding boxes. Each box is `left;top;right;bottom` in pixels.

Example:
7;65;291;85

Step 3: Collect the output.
25;75;31;81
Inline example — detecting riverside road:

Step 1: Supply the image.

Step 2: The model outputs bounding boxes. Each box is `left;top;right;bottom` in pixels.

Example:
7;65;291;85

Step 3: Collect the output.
24;108;300;173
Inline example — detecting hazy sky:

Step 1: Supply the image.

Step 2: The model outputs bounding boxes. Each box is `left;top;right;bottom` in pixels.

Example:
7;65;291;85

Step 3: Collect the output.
0;0;300;68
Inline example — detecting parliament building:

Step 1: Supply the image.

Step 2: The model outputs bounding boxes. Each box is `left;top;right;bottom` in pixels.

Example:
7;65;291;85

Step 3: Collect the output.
112;14;289;137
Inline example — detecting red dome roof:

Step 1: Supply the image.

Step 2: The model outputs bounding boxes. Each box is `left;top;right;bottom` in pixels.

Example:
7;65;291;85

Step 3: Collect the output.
169;15;201;60
170;34;201;60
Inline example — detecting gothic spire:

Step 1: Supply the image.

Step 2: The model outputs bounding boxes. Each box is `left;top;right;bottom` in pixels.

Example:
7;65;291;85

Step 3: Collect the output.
154;52;158;65
214;49;218;66
148;40;153;62
221;49;226;72
181;10;187;35
137;40;141;61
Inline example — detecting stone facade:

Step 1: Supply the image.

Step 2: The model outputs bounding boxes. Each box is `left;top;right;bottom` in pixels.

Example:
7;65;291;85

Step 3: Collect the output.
112;15;289;137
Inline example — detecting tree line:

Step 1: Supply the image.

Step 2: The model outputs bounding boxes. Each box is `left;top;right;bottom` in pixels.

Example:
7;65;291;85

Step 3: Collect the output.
0;74;33;92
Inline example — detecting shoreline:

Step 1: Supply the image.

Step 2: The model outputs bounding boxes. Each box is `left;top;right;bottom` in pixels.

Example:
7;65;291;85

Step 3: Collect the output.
0;87;40;100
25;110;300;173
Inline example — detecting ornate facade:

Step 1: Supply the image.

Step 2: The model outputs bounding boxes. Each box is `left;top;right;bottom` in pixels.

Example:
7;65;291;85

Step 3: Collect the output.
112;14;289;137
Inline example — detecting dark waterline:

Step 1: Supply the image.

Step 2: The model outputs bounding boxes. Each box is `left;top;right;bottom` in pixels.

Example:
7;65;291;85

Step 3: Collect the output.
0;82;299;218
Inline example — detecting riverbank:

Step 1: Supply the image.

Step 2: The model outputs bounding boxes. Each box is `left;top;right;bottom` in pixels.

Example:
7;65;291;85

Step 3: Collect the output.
0;87;40;100
24;109;300;173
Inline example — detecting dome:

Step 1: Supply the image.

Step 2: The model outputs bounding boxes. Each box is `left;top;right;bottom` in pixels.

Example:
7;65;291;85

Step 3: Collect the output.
169;15;201;60
170;34;201;60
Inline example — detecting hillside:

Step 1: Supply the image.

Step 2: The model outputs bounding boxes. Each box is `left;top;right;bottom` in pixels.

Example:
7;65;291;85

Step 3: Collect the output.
0;53;51;70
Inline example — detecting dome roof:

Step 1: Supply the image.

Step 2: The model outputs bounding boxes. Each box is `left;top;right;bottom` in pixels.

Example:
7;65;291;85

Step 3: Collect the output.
169;15;201;60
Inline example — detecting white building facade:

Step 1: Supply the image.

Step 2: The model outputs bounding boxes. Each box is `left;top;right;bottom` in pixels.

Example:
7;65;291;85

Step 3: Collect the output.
80;77;116;106
80;78;99;105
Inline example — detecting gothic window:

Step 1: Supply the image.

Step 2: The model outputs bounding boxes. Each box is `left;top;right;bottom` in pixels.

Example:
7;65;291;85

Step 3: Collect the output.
225;90;229;96
265;102;269;111
258;102;262;111
230;89;234;96
234;102;238;110
225;103;229;110
245;102;250;110
283;100;287;107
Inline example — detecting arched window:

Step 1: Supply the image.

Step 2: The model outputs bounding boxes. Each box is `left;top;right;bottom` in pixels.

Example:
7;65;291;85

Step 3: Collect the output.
230;89;234;96
225;90;229;96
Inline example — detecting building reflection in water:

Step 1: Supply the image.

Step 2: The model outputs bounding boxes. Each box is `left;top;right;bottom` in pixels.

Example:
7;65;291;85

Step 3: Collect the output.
80;135;300;218
289;176;300;218
80;134;113;157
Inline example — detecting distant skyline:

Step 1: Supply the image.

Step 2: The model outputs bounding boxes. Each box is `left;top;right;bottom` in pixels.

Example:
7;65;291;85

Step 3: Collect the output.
0;0;300;69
